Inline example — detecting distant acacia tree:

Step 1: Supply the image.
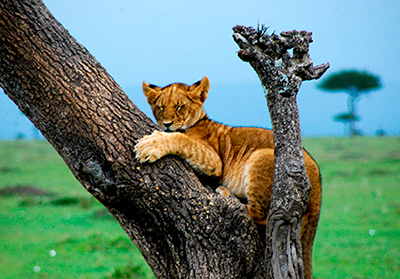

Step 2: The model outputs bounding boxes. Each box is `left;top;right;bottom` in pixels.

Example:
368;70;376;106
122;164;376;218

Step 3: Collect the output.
317;69;381;136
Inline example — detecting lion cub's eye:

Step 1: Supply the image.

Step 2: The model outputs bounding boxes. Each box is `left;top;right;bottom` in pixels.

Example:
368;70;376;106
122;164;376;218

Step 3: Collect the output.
157;105;164;111
176;105;185;111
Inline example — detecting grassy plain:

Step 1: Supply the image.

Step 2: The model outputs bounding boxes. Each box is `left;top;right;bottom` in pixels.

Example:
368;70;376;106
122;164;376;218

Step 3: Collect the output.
0;137;399;278
0;140;153;279
303;137;400;279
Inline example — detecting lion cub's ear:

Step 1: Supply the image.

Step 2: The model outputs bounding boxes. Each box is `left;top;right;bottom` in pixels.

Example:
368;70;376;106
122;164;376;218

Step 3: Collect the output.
143;81;162;105
189;76;210;103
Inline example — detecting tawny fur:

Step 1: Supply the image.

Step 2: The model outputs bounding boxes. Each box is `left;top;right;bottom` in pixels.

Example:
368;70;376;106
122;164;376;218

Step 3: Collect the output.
135;76;321;279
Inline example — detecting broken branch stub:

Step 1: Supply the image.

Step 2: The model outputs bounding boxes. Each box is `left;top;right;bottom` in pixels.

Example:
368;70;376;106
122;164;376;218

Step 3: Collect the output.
233;25;329;97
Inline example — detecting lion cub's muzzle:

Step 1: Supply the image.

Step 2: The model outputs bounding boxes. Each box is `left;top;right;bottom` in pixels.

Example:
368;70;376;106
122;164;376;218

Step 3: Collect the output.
161;121;180;132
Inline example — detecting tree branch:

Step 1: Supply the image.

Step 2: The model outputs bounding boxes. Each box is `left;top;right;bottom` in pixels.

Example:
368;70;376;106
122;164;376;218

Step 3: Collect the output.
233;25;329;279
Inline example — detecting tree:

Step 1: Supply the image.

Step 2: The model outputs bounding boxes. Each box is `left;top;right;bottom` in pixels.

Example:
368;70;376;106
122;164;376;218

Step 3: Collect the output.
0;1;328;278
317;70;381;136
233;25;328;278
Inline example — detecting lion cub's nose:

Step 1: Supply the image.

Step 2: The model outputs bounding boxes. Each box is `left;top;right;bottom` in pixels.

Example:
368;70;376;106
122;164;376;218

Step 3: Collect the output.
163;121;173;129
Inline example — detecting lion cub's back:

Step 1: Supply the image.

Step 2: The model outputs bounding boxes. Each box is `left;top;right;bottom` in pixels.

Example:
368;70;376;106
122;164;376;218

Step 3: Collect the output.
222;126;319;179
227;126;275;151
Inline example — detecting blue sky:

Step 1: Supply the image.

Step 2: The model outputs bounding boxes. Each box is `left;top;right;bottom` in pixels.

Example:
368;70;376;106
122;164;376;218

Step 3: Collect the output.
1;0;399;138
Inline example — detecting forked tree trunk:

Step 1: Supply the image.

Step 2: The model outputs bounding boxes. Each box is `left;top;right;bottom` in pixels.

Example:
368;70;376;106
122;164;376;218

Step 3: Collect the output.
0;1;328;278
233;25;329;278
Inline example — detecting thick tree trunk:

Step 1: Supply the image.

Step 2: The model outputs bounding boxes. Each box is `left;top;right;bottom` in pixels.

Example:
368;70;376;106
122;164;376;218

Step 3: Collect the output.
0;1;266;278
233;25;329;278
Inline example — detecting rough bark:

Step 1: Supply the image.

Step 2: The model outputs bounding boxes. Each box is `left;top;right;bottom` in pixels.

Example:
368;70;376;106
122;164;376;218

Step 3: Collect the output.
233;25;329;278
0;1;266;278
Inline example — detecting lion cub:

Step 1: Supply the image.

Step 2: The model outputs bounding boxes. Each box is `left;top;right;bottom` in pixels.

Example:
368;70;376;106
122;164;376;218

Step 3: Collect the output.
135;77;321;278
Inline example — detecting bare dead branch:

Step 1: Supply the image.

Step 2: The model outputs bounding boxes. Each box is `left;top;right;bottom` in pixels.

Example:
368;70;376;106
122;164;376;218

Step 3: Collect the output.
233;25;328;279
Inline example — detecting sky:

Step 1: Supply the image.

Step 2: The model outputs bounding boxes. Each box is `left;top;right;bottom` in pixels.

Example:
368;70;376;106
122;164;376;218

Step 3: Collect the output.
1;0;399;139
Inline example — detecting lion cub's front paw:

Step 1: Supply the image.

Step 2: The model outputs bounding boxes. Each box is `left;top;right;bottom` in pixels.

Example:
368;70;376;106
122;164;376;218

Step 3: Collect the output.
134;131;170;163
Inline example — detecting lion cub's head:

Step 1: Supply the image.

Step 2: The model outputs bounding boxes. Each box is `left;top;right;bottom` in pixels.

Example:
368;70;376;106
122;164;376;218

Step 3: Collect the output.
142;77;210;132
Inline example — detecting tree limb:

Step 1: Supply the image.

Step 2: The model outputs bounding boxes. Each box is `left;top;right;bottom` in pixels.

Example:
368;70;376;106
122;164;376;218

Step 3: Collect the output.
233;25;329;279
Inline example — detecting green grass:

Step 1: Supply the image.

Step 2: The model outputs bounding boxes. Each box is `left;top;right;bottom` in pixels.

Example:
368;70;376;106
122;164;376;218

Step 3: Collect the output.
303;137;400;279
0;140;153;279
1;138;399;278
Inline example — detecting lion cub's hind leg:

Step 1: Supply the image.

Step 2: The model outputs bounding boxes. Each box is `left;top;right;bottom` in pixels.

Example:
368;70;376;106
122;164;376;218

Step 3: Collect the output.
215;149;274;225
244;148;275;225
215;186;231;197
216;186;240;199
